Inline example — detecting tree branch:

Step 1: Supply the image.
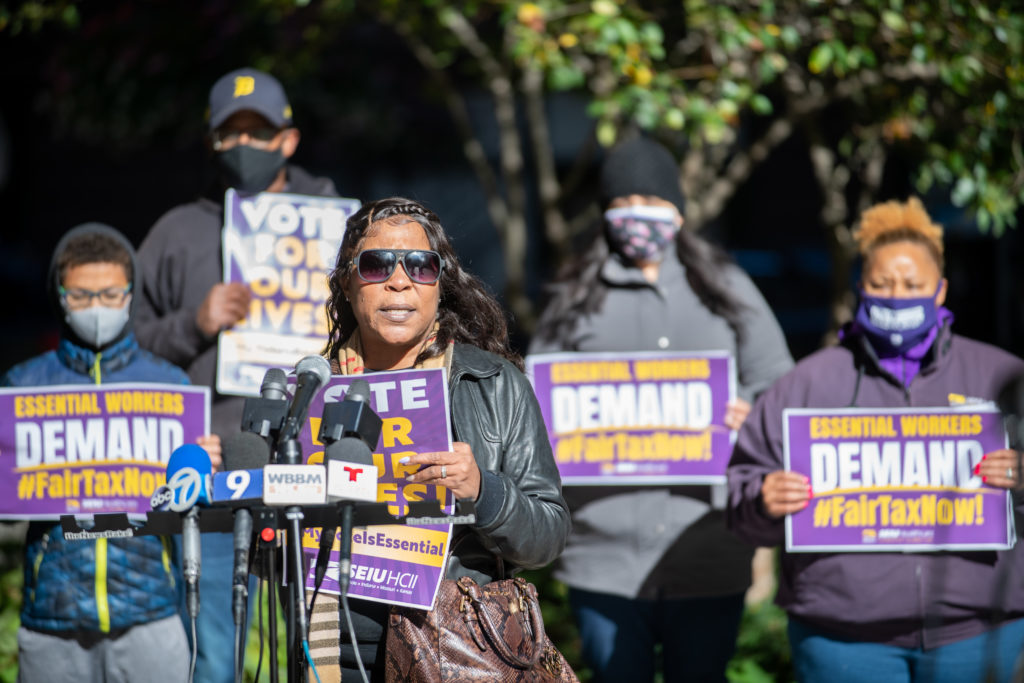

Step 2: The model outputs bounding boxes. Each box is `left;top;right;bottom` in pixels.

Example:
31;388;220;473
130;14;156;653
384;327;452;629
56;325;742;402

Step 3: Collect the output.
387;17;510;242
439;8;533;326
521;66;570;264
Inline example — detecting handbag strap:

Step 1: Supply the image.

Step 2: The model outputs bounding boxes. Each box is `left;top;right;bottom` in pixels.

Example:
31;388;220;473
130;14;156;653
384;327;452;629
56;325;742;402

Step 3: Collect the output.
457;576;545;669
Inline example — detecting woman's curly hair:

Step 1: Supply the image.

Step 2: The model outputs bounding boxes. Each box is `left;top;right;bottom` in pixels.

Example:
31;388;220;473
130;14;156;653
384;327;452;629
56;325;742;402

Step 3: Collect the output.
322;197;522;370
853;197;945;271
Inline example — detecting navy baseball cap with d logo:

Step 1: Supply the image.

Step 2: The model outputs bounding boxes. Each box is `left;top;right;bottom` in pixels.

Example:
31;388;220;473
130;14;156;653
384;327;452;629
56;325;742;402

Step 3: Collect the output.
207;68;293;131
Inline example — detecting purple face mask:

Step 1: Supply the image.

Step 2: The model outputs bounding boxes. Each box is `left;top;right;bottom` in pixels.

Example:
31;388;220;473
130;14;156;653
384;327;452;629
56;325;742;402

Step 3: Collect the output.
854;286;941;355
604;205;679;263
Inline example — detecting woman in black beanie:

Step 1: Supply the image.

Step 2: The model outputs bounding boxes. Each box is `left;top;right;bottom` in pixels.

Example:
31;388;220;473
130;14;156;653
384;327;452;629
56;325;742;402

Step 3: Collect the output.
530;136;793;682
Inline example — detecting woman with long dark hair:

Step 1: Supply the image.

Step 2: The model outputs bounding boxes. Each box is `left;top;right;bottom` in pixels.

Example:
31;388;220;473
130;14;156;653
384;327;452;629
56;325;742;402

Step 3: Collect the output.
312;197;570;681
530;137;793;682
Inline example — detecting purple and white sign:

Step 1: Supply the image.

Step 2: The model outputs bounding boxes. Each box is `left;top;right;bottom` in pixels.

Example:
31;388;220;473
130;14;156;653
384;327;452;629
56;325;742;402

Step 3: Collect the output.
526;351;736;485
784;407;1014;552
218;189;361;396
0;383;210;520
299;368;454;610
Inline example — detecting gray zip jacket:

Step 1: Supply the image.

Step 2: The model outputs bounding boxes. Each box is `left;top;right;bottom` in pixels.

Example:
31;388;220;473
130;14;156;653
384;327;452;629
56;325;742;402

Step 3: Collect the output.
134;166;337;438
530;247;793;598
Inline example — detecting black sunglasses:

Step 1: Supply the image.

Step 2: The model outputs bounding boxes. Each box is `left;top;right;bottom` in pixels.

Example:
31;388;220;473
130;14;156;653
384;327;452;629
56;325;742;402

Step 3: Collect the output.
350;249;445;285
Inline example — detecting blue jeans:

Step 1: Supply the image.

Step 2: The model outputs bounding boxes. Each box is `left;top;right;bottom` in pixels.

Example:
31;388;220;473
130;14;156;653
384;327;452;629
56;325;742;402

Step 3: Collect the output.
176;532;256;683
788;616;1024;682
569;588;745;683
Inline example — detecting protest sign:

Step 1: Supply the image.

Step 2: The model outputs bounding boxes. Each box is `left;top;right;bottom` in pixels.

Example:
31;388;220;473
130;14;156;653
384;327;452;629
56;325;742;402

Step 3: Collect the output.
0;383;210;520
298;368;454;610
526;351;735;484
784;406;1014;552
218;189;361;396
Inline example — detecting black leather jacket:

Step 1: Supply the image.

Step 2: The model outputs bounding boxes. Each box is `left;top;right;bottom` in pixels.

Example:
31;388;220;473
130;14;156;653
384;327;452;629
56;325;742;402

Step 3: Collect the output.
444;344;570;583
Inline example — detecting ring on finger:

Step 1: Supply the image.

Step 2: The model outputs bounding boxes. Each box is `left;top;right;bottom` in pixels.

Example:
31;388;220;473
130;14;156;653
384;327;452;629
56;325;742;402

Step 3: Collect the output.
1008;468;1015;480
441;465;447;479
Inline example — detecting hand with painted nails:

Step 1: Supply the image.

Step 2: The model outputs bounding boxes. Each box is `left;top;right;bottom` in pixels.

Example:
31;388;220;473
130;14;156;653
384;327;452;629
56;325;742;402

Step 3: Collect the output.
400;441;482;501
760;470;813;518
975;449;1024;490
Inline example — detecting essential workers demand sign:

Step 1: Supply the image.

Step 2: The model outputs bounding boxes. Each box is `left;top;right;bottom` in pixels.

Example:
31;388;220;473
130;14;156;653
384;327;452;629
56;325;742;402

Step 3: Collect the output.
218;189;361;396
527;350;736;485
784;406;1014;552
0;383;210;520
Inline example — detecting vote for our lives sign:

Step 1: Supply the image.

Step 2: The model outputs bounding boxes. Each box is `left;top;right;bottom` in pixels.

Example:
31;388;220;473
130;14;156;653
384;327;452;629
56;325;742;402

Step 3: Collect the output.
218;189;361;397
0;383;210;520
526;351;736;485
784;407;1014;552
298;368;455;611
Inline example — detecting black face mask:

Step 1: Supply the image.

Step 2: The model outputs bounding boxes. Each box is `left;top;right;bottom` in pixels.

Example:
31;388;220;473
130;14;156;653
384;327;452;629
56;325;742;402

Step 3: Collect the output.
215;145;286;193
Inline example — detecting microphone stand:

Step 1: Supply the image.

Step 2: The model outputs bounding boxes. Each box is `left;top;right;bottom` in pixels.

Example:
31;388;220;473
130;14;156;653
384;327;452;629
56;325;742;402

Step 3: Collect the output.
60;498;479;683
276;437;310;683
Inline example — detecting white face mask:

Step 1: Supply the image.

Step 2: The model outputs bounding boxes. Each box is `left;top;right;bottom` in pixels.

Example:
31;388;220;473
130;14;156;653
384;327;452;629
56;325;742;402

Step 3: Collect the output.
63;297;131;349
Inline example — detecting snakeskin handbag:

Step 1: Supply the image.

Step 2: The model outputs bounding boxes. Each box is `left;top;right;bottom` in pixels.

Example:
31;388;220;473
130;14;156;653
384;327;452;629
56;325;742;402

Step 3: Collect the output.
384;575;579;682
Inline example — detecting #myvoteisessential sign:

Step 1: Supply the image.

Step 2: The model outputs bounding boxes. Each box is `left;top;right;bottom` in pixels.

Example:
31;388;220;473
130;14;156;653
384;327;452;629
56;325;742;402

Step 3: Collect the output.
218;190;361;396
0;383;210;520
526;351;736;485
298;368;454;611
784;406;1014;552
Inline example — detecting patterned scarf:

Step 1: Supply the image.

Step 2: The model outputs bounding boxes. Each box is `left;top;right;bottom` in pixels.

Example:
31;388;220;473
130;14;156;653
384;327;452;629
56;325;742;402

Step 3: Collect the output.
309;325;451;681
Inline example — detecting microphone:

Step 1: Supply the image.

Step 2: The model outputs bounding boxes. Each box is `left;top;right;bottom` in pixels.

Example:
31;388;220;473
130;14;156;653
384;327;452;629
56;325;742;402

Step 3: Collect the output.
261;367;288;401
213;432;271;505
166;444;213;620
314;380;384;596
277;355;332;448
318;378;382;452
240;367;290;440
182;507;201;621
166;443;213;512
218;431;271;629
315;437;378;596
273;356;331;658
325;438;378;503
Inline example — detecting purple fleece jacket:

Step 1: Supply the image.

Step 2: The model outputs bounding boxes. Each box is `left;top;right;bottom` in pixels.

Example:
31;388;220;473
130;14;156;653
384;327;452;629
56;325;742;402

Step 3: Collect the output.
727;324;1024;649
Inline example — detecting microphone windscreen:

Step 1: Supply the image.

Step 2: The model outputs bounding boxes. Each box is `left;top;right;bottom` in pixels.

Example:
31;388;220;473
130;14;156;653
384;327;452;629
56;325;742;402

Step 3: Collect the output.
325;438;375;467
295;355;332;387
222;431;271;471
260;368;289;401
166;443;213;509
346;378;372;404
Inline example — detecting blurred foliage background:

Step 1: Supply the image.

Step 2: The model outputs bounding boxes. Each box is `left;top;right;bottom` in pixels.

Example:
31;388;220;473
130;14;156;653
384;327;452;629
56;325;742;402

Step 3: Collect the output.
1;1;1021;680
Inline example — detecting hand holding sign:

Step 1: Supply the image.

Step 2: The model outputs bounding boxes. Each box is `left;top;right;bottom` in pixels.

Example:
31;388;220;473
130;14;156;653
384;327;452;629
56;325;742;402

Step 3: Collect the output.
725;398;751;431
401;442;481;501
196;434;223;470
975;448;1024;490
761;470;812;518
198;282;251;337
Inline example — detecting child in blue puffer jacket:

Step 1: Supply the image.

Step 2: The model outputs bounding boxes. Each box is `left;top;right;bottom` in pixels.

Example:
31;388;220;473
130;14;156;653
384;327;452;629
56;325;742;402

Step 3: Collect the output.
3;223;217;683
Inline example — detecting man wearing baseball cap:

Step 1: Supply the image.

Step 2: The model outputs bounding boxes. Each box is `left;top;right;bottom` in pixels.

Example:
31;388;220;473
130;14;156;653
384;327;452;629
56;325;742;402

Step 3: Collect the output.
135;67;338;683
205;67;301;193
